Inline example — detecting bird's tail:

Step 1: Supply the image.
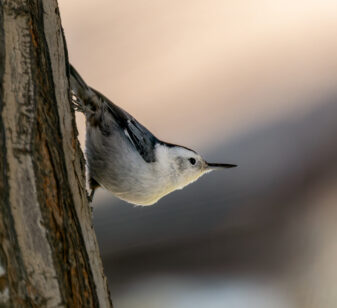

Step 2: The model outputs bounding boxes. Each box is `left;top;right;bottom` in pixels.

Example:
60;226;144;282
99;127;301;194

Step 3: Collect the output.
69;64;101;115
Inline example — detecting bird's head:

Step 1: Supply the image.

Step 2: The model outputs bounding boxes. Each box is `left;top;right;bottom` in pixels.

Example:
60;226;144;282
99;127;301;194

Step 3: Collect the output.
155;143;237;191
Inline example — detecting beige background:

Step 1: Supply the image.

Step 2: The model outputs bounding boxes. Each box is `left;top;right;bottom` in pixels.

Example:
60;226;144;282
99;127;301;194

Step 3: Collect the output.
59;0;337;149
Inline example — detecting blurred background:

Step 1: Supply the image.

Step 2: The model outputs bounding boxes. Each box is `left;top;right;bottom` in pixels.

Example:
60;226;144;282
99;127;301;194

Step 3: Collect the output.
58;1;337;307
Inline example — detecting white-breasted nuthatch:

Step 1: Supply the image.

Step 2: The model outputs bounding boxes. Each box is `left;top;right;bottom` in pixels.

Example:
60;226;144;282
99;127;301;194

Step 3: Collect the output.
70;65;237;205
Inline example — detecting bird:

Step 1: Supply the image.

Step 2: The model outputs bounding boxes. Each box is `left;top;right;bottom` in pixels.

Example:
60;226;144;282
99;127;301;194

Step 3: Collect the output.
70;64;237;206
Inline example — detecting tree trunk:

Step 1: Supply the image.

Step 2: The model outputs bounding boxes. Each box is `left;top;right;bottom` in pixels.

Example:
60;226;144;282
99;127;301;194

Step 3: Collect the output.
0;1;112;307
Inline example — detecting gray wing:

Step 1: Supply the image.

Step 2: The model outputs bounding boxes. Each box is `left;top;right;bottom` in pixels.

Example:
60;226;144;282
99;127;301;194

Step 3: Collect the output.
90;88;158;163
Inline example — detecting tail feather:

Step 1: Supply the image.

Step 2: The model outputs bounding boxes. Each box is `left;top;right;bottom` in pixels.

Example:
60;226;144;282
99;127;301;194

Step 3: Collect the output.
70;64;89;92
69;64;101;114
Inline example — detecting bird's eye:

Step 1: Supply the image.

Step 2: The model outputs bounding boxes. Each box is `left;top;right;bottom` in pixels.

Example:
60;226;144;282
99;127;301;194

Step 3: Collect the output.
189;158;196;165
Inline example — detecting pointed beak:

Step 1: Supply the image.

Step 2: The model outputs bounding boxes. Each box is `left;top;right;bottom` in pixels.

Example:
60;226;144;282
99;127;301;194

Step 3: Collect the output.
206;162;237;170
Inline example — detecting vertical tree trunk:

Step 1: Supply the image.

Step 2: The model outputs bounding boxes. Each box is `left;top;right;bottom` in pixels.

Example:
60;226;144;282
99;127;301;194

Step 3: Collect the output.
0;1;112;307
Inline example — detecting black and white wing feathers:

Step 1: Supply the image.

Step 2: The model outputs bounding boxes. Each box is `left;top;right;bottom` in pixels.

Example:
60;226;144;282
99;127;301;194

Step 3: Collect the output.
70;64;158;163
90;88;158;163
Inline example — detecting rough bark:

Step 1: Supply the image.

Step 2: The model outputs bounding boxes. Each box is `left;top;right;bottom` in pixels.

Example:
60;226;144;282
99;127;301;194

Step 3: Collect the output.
0;0;112;307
